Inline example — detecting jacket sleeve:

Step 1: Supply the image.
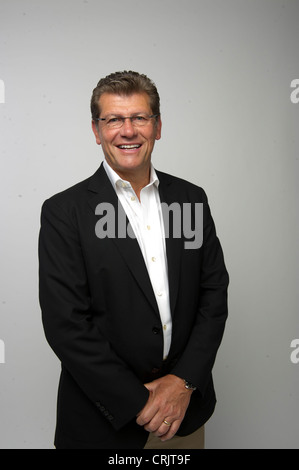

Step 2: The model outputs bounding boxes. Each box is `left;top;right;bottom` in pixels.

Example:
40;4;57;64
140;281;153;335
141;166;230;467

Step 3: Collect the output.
38;198;149;431
171;191;229;395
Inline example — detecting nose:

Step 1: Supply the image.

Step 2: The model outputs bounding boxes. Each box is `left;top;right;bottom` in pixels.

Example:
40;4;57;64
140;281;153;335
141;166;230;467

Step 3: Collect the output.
120;118;137;138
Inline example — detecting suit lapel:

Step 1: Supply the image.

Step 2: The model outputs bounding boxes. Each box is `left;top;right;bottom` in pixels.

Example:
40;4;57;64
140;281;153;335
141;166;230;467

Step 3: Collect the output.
157;171;183;316
87;164;160;317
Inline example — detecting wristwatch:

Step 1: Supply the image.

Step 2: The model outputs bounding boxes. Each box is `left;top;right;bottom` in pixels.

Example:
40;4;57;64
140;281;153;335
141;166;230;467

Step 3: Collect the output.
184;380;197;391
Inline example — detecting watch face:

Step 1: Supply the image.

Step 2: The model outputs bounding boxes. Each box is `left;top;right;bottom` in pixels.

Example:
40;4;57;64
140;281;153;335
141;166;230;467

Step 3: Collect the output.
184;380;196;390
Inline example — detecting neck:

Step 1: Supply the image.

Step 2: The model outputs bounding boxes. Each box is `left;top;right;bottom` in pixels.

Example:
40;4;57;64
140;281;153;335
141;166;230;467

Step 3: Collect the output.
108;163;151;201
127;173;150;201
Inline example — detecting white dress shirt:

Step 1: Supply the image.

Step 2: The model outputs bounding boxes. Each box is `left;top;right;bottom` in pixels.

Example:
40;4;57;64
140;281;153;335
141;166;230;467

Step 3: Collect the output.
103;159;172;359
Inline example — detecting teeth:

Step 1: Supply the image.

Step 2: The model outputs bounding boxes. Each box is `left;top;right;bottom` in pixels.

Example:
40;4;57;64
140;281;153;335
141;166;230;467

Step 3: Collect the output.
119;145;141;149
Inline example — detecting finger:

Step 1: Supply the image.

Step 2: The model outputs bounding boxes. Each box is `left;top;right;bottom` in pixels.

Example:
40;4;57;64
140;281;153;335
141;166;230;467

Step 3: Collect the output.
147;414;175;437
159;420;181;441
136;402;159;427
136;412;152;426
143;413;164;433
152;418;173;437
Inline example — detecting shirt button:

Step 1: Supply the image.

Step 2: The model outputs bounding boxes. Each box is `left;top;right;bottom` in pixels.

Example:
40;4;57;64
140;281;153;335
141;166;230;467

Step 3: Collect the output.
163;324;167;330
151;257;156;262
147;225;151;230
131;196;136;201
157;291;163;296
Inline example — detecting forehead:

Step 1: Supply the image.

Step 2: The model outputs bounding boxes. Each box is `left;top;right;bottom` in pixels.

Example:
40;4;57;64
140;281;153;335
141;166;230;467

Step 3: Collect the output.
98;92;152;116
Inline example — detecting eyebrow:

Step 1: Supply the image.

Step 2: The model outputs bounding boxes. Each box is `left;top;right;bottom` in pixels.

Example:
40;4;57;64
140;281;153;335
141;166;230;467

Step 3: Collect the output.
101;112;149;118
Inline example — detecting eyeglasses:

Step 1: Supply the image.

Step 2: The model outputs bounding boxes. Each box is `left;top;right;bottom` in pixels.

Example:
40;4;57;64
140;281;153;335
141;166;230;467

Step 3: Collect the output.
95;113;159;129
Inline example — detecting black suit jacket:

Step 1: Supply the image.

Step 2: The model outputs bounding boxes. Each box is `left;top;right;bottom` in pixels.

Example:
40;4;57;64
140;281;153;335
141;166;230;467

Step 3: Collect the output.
39;163;229;449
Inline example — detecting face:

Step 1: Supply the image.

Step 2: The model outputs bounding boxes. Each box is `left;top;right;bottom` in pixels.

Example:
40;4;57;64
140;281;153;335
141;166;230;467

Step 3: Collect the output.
92;92;162;181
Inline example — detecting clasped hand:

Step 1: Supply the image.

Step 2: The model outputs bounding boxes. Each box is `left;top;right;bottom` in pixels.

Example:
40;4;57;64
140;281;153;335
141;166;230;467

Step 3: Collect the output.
136;374;192;441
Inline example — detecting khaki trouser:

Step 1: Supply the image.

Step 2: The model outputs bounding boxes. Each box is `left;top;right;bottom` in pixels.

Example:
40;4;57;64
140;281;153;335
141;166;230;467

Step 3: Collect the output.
144;425;204;449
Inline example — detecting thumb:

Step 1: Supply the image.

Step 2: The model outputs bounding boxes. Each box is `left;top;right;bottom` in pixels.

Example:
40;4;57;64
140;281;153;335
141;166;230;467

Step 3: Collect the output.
144;381;157;392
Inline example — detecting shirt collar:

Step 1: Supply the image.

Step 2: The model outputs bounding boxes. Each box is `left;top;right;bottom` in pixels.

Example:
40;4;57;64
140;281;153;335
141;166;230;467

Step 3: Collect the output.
103;159;159;190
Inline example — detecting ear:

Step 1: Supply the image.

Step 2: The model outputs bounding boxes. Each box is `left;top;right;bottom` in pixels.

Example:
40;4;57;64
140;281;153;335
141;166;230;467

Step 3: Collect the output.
92;120;101;145
155;116;162;141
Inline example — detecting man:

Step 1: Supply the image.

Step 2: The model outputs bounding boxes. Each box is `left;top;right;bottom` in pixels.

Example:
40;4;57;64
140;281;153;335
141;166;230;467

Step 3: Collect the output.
39;71;229;449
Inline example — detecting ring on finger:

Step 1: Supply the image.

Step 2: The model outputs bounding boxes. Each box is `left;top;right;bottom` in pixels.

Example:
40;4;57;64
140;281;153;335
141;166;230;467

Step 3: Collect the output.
163;419;171;426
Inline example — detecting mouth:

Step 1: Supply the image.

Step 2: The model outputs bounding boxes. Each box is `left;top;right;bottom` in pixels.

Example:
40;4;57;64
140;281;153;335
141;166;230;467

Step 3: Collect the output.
117;144;142;150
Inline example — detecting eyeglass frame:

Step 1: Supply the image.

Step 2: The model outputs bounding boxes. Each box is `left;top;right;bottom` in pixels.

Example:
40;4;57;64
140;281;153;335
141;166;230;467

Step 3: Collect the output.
94;113;160;129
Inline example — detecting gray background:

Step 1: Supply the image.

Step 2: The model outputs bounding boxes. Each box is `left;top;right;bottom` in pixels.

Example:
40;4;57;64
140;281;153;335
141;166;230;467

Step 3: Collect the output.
0;0;298;449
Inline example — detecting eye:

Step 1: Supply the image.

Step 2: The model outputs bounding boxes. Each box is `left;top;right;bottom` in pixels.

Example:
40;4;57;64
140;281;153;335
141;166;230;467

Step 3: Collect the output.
132;115;147;123
107;117;122;125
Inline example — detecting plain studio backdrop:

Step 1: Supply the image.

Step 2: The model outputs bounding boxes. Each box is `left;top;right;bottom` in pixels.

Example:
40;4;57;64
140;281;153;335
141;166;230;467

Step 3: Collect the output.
0;0;298;449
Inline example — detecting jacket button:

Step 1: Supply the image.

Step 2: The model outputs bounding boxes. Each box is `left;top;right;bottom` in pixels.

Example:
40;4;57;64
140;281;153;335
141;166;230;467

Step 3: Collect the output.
152;327;160;335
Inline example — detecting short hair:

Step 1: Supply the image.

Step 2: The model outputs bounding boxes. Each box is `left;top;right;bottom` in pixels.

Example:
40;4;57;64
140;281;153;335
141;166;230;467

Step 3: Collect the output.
90;70;160;121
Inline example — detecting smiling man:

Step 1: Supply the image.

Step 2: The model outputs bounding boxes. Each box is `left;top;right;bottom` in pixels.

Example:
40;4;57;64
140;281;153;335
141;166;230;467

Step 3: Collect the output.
91;92;161;196
39;71;229;449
